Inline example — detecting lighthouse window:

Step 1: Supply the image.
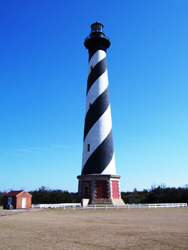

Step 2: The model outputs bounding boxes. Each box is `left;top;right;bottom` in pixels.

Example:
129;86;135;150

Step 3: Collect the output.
90;66;93;71
89;103;92;109
87;144;90;152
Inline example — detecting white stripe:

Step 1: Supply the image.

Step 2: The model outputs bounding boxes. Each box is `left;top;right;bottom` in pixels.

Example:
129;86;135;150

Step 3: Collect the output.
85;70;108;114
82;105;112;169
101;154;116;175
88;50;106;75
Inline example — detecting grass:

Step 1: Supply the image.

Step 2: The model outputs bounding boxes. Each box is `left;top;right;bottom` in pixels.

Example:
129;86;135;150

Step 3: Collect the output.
0;208;188;249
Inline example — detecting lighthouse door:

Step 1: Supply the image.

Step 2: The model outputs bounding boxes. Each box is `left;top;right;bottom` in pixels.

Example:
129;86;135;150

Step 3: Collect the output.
84;187;89;198
83;183;89;198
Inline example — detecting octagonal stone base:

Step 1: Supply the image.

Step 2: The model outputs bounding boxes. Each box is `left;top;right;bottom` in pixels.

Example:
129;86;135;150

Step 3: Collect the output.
77;174;124;205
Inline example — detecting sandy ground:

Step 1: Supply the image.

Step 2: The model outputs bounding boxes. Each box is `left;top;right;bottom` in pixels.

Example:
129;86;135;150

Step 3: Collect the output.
0;208;188;250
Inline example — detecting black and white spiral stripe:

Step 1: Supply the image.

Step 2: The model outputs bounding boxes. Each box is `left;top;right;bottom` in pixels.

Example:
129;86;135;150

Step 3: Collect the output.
81;49;116;175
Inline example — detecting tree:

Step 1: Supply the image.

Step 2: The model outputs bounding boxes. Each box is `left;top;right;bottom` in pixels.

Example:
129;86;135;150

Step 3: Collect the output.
0;192;6;206
29;187;78;204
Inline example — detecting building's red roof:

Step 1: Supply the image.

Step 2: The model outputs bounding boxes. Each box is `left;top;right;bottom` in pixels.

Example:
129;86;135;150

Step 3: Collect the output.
4;190;24;197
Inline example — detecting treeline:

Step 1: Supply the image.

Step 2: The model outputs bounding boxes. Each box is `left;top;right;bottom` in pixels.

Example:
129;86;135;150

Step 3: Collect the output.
29;186;78;204
0;191;6;206
121;185;188;204
0;185;188;206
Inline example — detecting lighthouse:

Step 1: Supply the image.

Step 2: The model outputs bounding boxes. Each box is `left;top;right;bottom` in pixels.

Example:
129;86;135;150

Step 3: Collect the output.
77;22;124;205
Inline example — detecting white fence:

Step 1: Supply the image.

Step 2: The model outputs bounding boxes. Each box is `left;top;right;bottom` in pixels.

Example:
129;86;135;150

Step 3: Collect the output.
32;203;81;209
32;203;187;210
147;203;187;208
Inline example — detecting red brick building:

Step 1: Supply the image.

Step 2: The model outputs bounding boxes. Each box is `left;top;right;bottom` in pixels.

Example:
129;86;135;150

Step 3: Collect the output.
3;190;32;209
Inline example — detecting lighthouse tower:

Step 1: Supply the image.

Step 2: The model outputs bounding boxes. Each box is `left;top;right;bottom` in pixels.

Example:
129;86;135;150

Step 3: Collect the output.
77;22;124;205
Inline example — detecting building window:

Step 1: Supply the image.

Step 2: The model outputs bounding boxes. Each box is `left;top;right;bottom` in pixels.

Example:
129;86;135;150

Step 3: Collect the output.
87;144;90;152
91;66;93;71
89;103;92;109
8;197;12;206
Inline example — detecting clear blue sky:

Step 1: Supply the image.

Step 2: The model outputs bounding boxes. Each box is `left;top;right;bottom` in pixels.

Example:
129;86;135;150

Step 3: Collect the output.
0;0;188;192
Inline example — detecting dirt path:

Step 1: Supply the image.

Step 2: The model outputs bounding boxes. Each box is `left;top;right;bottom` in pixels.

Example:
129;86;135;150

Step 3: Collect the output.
0;208;40;217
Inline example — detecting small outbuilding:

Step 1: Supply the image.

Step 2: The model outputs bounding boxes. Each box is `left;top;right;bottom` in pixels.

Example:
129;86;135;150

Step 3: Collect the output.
3;190;32;209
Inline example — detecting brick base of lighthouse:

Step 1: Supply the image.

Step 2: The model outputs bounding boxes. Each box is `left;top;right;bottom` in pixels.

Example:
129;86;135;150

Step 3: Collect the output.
77;174;124;205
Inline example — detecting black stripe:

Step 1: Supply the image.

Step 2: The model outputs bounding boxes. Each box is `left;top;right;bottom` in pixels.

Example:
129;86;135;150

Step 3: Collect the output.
89;48;98;61
82;130;114;175
84;88;110;140
84;37;111;60
87;58;106;94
